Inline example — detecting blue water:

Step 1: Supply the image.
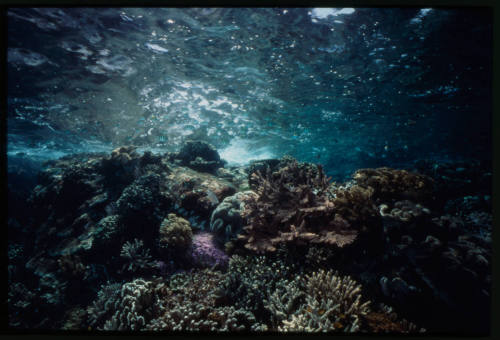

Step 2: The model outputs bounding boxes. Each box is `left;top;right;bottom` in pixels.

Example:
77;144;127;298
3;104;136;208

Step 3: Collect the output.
7;7;492;181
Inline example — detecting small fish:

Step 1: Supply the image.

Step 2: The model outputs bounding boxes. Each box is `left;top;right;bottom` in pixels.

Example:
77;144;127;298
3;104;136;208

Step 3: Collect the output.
206;189;219;205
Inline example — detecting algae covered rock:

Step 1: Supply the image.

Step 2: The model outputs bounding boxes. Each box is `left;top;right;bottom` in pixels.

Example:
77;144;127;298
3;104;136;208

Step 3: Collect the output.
172;140;225;173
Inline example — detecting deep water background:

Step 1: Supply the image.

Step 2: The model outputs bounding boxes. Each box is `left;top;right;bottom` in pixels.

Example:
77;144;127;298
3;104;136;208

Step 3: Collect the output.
7;7;492;182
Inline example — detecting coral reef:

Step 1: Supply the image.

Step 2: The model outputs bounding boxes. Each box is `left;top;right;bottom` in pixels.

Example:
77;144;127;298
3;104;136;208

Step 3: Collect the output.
7;145;492;333
165;165;236;228
120;239;154;273
209;190;258;244
90;215;125;252
150;269;266;331
353;167;434;203
218;255;295;323
170;140;225;174
379;200;431;222
191;232;229;269
87;278;161;330
236;157;380;253
158;213;193;252
116;173;170;227
57;254;89;279
276;269;371;332
364;304;425;333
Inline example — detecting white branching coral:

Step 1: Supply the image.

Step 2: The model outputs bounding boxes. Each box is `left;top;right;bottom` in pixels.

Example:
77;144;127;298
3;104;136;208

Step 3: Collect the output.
120;238;154;272
277;269;371;332
88;278;164;331
264;278;305;328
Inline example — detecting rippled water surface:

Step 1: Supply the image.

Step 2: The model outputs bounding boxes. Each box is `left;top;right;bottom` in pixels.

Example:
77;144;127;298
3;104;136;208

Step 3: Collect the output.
7;7;492;179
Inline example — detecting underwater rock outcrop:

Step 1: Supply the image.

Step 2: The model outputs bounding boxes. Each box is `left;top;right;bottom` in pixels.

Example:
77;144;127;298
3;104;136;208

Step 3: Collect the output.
165;165;237;229
169;140;225;174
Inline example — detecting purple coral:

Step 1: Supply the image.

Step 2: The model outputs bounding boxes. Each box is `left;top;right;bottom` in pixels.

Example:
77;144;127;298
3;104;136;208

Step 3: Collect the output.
190;232;229;270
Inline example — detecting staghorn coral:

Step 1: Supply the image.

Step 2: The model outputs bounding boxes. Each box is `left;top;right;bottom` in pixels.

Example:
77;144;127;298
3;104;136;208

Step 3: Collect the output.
219;255;294;321
279;269;371;332
87;281;122;328
146;301;266;332
120;239;154;273
158;214;193;252
264;277;305;328
353;167;433;203
237;157;379;253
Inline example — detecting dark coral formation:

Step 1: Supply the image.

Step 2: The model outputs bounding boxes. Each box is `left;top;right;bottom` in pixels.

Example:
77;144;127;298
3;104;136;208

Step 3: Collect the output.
236;158;380;253
353;167;434;203
7;144;491;334
169;140;225;174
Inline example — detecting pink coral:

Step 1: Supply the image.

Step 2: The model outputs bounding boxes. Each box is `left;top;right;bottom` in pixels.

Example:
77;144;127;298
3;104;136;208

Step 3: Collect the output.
191;232;229;269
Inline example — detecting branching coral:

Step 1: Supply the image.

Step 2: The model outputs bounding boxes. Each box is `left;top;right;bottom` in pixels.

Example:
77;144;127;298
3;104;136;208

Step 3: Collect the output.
278;269;371;333
87;281;122;329
219;255;294;321
87;278;163;330
120;239;154;273
353;167;433;203
264;277;305;328
147;269;266;331
146;301;266;332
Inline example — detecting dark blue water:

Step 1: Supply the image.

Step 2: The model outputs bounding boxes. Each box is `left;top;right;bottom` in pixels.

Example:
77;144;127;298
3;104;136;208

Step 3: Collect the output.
7;7;492;180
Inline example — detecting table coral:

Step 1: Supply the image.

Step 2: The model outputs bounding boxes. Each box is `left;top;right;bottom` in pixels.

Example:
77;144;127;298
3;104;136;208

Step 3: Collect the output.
236;157;379;253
